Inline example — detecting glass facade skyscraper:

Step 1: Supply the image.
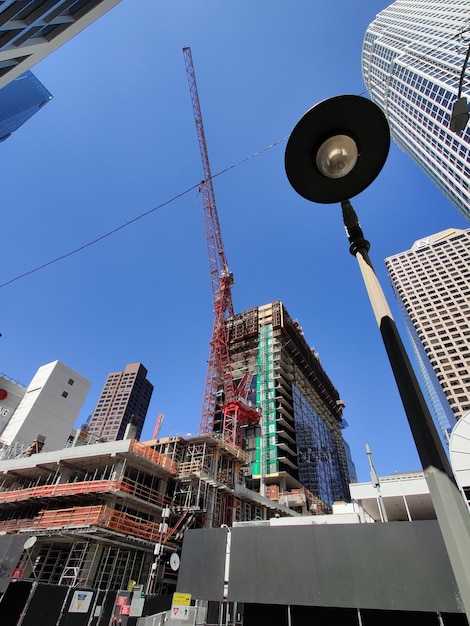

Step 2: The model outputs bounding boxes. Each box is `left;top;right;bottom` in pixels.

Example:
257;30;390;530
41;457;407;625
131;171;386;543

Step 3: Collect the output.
362;0;470;221
385;228;470;442
0;71;52;141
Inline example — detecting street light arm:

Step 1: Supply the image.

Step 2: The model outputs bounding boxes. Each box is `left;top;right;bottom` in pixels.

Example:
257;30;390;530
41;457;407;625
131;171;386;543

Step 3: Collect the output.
341;200;371;255
457;40;470;100
341;200;394;325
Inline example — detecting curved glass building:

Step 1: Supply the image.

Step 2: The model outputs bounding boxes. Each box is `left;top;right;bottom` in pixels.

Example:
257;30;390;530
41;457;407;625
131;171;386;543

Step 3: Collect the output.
362;0;470;221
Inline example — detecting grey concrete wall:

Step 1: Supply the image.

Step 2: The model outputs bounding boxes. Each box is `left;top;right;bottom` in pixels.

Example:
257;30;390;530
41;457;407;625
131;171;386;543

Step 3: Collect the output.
177;521;463;613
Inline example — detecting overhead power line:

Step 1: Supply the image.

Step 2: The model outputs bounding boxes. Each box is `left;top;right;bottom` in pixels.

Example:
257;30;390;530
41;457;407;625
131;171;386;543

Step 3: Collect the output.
0;137;287;290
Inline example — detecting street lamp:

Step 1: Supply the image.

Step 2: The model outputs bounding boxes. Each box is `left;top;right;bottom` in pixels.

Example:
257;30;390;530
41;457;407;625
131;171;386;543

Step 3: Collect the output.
285;94;470;620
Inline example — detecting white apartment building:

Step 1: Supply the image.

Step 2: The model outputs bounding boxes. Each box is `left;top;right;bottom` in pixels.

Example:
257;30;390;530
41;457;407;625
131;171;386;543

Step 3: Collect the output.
0;360;91;453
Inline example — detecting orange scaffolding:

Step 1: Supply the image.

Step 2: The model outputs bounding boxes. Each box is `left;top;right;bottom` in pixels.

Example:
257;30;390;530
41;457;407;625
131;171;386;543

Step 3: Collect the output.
129;440;177;474
0;476;173;507
0;504;183;544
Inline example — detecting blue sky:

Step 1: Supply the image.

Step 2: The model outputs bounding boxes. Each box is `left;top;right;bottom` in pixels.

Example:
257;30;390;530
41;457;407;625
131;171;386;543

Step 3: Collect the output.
1;0;469;483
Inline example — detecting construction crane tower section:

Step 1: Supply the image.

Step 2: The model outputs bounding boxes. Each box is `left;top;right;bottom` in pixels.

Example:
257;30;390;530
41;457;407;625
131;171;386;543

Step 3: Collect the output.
183;47;259;448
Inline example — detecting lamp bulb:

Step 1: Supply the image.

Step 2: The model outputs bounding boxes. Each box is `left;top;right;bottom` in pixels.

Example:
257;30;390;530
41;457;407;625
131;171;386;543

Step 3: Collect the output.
315;134;358;179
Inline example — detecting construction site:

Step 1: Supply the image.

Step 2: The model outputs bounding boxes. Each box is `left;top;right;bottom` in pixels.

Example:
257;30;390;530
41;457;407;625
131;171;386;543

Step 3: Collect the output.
0;48;355;625
0;423;336;624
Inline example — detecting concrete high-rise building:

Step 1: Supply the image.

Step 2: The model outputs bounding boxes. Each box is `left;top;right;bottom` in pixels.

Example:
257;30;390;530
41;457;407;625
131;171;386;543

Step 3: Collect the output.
222;301;354;509
0;0;122;89
0;360;91;454
385;228;470;441
362;0;470;221
0;70;52;141
87;362;154;442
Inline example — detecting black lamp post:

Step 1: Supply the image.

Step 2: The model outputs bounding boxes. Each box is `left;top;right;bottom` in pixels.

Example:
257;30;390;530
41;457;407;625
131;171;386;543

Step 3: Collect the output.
285;94;470;620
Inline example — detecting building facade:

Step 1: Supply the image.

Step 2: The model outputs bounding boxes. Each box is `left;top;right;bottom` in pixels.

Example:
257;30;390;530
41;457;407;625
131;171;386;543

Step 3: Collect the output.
0;70;52;141
0;0;122;88
385;228;470;441
0;374;26;438
0;360;91;455
362;0;470;221
222;301;354;510
86;362;154;442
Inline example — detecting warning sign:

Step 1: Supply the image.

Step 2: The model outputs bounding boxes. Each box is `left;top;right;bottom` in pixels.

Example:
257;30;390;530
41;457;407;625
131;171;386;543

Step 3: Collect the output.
171;605;190;620
172;593;191;606
171;593;191;620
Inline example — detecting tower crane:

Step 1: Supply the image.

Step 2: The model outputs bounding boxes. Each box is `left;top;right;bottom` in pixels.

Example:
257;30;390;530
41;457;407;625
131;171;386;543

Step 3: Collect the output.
152;413;164;440
183;47;259;449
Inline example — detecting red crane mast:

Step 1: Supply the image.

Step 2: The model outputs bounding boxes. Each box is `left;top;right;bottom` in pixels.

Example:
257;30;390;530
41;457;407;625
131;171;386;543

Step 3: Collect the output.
183;47;259;448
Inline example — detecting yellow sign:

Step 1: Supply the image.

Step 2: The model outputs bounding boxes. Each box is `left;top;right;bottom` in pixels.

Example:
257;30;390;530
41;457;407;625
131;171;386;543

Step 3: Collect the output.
172;592;191;606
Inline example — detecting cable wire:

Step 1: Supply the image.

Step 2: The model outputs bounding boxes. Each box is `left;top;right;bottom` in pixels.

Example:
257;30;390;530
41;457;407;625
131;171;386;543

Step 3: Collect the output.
0;137;288;289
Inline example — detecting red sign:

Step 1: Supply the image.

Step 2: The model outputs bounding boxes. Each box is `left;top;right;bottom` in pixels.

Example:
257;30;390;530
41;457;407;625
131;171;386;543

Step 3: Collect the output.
116;596;128;606
0;389;8;401
120;605;131;615
11;569;24;579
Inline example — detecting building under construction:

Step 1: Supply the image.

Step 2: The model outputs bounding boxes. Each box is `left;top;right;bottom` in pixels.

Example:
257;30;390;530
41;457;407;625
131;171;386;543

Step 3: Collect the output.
219;301;355;509
0;430;302;624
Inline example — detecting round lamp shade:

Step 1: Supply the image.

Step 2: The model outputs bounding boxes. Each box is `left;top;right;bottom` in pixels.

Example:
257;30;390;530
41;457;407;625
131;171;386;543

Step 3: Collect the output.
285;95;390;204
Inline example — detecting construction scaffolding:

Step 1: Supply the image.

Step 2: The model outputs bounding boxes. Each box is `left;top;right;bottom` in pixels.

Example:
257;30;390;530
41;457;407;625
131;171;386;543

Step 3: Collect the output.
0;433;302;598
0;438;176;592
155;435;253;528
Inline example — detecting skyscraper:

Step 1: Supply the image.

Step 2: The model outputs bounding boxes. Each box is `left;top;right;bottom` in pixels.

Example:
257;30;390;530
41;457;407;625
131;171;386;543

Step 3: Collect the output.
0;70;52;142
0;1;122;89
221;301;354;508
87;363;154;442
385;228;470;441
362;0;470;221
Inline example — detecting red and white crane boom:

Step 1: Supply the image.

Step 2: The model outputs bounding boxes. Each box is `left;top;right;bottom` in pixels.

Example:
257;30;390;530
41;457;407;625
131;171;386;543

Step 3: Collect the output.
183;47;259;447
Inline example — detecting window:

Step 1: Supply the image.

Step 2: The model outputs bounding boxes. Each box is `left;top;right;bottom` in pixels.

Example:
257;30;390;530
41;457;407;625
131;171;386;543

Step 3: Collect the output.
68;379;75;386
62;391;68;398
